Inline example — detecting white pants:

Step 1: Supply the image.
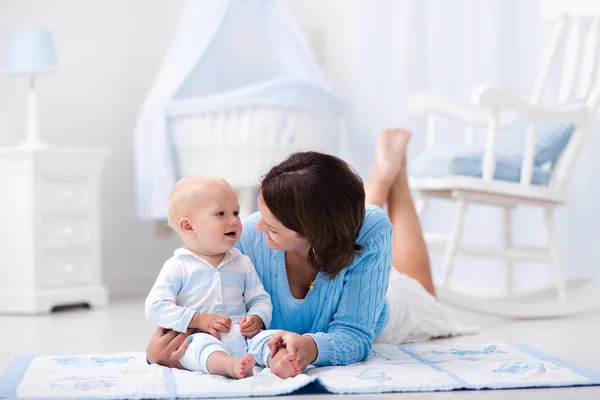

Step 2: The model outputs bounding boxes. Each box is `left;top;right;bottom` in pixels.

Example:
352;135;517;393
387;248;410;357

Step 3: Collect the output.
375;269;474;344
179;323;264;373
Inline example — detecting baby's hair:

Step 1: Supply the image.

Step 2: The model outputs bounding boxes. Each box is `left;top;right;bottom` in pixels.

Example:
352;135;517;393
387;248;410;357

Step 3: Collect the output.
167;175;229;231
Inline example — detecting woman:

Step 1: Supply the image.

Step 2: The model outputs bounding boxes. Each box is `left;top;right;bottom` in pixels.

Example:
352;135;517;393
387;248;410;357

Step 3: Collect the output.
146;128;460;370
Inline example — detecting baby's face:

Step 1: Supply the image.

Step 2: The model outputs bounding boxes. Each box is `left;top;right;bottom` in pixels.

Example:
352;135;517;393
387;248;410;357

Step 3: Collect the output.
188;185;242;254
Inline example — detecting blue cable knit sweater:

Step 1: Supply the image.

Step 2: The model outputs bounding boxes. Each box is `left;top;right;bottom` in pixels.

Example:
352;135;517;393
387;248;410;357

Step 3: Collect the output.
235;204;392;367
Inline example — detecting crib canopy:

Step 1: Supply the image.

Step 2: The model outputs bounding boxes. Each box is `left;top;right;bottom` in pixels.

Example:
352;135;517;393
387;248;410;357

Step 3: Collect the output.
134;0;345;220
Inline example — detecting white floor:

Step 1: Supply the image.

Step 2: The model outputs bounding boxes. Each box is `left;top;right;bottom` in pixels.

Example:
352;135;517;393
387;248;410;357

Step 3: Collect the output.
1;298;599;399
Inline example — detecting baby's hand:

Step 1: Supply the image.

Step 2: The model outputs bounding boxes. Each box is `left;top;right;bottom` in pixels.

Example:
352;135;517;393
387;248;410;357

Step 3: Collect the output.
240;315;264;338
193;313;231;339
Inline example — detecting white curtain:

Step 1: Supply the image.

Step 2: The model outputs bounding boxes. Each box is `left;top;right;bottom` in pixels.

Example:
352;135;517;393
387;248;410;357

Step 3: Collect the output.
346;0;599;295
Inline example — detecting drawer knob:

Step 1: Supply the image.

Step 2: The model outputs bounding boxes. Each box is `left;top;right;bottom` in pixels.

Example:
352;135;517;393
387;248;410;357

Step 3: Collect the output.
63;263;74;274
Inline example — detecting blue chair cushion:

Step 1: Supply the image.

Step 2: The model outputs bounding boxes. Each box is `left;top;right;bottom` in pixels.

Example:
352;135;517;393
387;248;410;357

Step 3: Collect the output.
500;121;575;166
411;121;576;186
412;148;552;186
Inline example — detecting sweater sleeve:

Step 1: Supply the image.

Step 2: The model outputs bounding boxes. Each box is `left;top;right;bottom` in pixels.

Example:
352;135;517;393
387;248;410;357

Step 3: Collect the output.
306;228;392;367
144;260;196;333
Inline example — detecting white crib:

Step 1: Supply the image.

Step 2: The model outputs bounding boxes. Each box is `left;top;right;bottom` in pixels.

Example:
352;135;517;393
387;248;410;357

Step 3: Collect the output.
169;105;342;216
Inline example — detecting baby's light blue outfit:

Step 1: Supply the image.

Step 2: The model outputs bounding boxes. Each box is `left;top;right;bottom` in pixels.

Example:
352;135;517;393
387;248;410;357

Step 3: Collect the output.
145;247;272;373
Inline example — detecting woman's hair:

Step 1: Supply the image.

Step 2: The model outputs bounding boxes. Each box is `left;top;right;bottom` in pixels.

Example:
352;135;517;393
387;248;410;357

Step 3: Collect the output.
260;151;365;278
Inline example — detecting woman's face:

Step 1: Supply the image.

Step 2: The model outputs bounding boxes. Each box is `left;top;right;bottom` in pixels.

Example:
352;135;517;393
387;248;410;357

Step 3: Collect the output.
256;194;311;253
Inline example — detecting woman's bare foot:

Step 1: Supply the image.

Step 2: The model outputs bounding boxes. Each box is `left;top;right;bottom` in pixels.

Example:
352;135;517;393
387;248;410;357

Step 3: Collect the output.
271;353;302;379
366;128;412;208
373;128;412;182
230;354;255;379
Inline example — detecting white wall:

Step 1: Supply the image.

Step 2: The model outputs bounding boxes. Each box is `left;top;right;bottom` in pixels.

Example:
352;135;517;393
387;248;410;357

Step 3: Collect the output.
0;0;186;297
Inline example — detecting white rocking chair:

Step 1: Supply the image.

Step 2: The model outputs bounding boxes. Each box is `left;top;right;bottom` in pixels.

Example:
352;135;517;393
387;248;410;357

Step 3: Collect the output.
408;0;600;318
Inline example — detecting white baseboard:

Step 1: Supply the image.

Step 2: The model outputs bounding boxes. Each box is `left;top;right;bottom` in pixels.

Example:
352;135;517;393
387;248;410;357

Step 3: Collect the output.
0;285;108;315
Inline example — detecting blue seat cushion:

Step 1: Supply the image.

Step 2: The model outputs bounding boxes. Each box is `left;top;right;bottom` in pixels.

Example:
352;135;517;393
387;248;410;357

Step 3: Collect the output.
500;121;575;166
411;121;576;186
412;148;552;185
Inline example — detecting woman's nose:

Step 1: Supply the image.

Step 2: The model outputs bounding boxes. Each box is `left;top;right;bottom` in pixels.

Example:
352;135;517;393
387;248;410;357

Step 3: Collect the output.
256;218;266;231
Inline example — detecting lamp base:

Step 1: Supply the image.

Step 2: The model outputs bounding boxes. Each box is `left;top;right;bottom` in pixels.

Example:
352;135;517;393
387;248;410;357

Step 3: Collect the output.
19;77;48;151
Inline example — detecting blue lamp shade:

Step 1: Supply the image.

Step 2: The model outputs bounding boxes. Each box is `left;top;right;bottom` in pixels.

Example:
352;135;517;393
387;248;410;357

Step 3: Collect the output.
3;29;57;75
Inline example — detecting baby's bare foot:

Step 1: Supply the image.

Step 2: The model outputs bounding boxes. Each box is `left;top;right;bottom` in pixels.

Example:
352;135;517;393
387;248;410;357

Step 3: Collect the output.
372;128;412;182
271;353;302;379
231;354;255;379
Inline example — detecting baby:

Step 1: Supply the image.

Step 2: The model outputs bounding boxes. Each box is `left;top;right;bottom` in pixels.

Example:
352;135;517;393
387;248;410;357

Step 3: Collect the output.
145;175;272;379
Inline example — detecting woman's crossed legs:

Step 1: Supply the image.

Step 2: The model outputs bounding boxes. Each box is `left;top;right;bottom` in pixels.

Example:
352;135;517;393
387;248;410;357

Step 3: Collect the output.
365;128;435;295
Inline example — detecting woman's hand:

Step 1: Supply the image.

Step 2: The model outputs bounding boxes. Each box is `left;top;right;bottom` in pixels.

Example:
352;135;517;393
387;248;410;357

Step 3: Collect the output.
146;327;192;369
267;330;318;370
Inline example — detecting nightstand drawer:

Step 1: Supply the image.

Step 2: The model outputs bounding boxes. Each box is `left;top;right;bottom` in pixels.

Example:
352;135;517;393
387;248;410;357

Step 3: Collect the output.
39;254;93;288
42;217;92;247
41;179;91;212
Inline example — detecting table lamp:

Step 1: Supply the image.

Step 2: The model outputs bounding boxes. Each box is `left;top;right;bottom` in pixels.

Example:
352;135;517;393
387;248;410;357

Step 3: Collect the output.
2;29;57;148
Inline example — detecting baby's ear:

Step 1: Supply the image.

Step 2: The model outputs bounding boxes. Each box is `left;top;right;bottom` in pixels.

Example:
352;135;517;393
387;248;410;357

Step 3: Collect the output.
179;217;194;236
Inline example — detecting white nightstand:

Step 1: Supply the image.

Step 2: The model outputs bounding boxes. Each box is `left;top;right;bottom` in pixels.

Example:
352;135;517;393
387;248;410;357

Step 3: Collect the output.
0;146;110;315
